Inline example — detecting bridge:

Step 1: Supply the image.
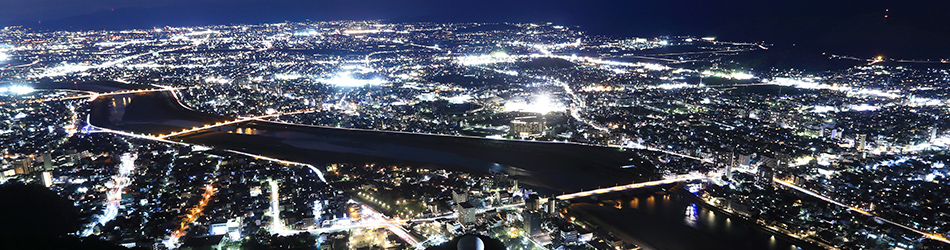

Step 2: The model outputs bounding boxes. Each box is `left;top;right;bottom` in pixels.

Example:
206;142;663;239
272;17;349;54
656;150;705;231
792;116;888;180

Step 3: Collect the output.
556;174;707;200
157;108;318;139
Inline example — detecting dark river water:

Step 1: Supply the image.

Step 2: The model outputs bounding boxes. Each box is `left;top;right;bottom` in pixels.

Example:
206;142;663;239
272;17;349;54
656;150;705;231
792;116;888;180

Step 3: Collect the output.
567;191;820;250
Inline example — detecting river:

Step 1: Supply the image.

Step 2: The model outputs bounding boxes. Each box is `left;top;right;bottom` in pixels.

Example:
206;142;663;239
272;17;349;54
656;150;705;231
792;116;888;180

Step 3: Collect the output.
567;190;821;250
68;81;820;249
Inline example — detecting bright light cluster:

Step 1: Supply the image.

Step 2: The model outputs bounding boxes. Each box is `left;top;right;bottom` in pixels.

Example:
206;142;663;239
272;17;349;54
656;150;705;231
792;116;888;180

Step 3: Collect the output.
456;52;514;66
772;77;903;99
504;95;564;114
771;77;820;88
318;72;385;87
445;94;472;104
847;104;880;112
702;70;754;80
35;63;93;78
655;82;692;89
0;85;35;95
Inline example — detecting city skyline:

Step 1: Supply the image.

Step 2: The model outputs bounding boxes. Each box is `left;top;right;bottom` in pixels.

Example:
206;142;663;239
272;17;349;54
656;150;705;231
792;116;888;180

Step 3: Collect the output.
2;1;950;58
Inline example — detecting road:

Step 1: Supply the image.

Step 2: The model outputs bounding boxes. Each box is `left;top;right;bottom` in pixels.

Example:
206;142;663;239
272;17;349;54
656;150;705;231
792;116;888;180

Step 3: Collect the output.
773;178;950;245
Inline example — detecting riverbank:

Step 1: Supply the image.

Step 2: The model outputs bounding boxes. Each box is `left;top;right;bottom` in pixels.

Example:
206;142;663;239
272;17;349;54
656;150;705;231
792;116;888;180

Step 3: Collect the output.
564;187;817;250
673;187;828;250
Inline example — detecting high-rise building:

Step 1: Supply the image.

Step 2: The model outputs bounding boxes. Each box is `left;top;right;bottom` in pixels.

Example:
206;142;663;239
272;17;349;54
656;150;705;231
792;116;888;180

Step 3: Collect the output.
456;202;477;225
525;194;540;211
725;151;734;181
757;166;774;185
522;211;543;236
738;153;751;168
856;134;867;152
452;190;469;204
13;158;32;175
41;171;53;187
546;197;558;214
42;153;53;171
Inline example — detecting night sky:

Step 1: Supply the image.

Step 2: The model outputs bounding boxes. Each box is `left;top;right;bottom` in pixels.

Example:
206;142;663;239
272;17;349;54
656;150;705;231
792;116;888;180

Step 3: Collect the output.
1;0;948;58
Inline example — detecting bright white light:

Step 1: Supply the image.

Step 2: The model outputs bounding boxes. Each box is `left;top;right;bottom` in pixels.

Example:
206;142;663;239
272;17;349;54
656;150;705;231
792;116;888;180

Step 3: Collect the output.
847;104;879;112
0;51;7;61
811;105;837;113
0;85;34;95
205;77;230;84
457;54;506;66
703;70;754;80
656;83;691;89
318;73;385;87
641;63;668;71
36;63;92;77
771;77;820;89
731;72;754;80
293;30;322;36
446;95;472;104
854;89;900;99
504;95;564;114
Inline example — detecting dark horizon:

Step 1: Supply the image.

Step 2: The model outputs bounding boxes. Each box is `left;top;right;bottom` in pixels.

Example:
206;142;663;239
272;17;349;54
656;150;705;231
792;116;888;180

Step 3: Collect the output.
3;0;949;59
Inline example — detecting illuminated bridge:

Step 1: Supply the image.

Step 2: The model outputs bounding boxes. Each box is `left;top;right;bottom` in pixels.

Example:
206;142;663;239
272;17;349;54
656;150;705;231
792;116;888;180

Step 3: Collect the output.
156;109;318;139
556;174;707;200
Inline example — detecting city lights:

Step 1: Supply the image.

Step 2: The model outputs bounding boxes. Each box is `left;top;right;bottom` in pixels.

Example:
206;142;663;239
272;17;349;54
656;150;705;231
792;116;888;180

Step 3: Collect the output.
1;19;948;250
0;85;34;95
503;94;564;114
318;72;386;87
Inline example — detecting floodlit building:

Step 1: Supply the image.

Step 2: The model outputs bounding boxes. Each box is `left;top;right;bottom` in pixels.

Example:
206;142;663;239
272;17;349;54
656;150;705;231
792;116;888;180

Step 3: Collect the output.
509;116;546;138
856;134;867;152
42;171;53;187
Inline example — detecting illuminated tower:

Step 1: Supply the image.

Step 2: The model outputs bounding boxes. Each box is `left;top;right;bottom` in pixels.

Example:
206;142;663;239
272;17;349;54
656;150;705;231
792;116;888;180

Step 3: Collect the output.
42;153;53;171
725;151;734;181
856;134;867;152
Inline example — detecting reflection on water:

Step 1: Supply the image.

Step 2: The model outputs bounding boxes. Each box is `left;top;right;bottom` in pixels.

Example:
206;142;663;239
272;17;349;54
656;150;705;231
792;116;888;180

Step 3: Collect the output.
571;193;814;250
231;127;260;135
645;195;655;213
684;203;698;228
108;95;132;124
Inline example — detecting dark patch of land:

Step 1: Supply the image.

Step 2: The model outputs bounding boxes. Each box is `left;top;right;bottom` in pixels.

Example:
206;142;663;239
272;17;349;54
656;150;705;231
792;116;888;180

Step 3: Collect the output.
518;57;575;69
29;80;155;93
